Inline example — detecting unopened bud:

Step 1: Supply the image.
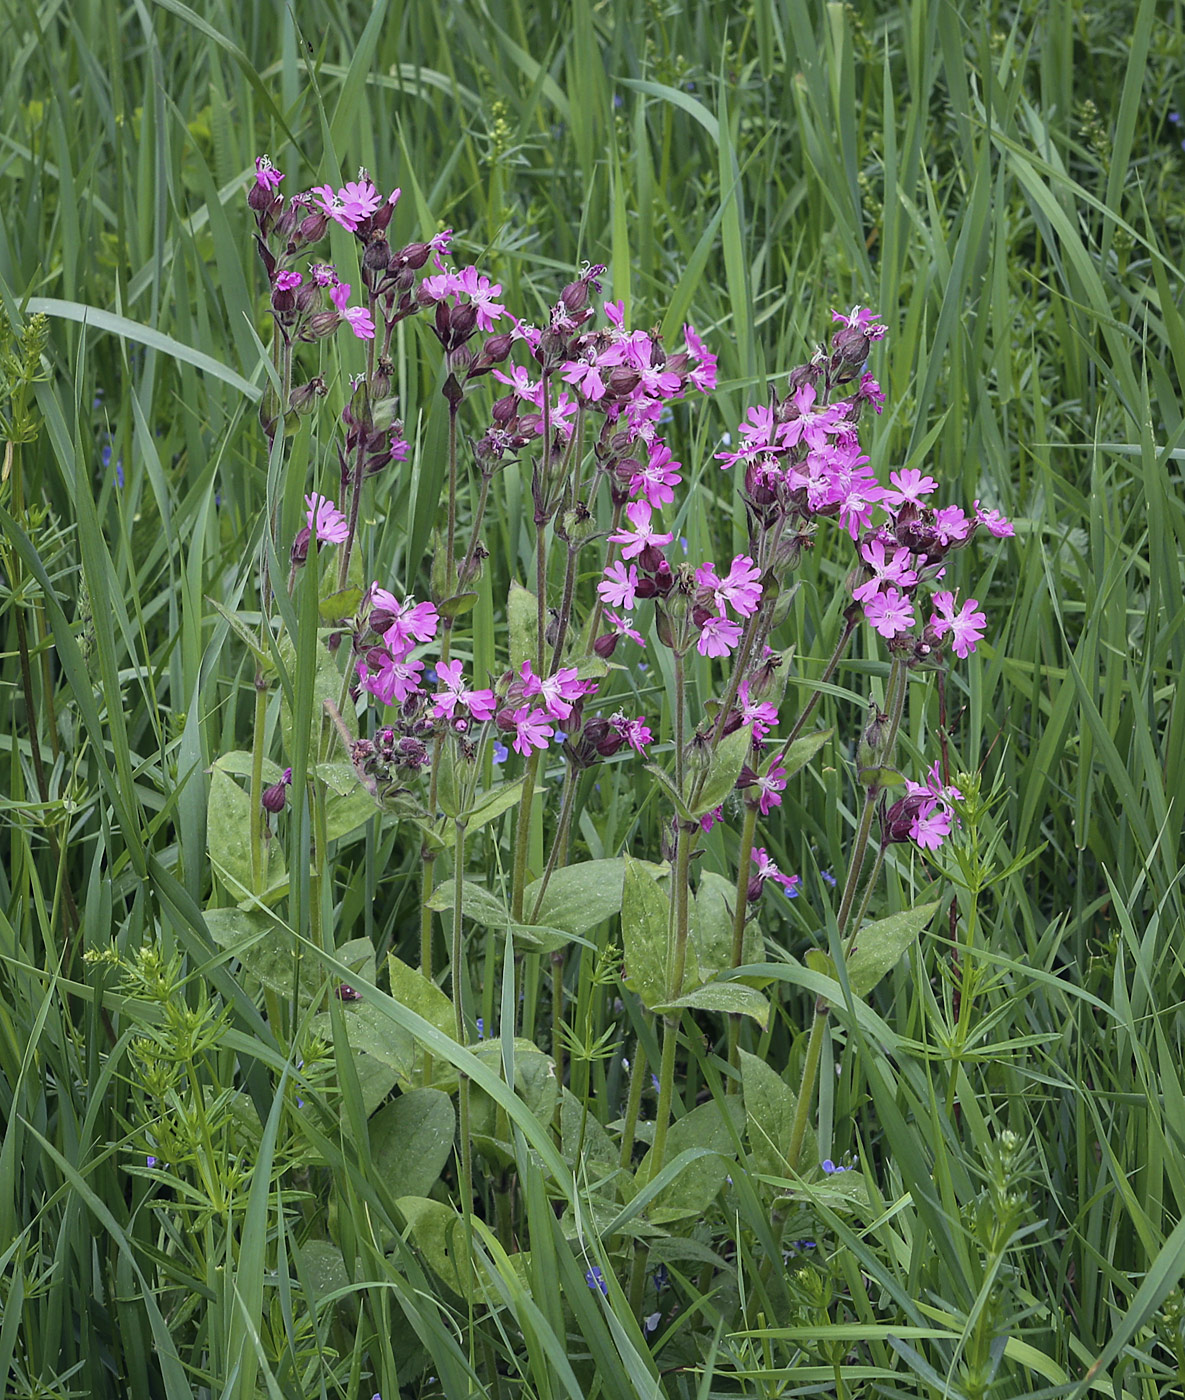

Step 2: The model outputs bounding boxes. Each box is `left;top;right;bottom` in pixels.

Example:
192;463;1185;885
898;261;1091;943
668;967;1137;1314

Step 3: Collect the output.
363;237;390;272
303;310;341;341
290;527;311;566
857;700;892;776
289;377;327;415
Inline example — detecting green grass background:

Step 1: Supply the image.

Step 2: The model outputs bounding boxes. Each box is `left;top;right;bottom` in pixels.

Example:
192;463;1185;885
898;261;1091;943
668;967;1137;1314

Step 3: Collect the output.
2;0;1185;1395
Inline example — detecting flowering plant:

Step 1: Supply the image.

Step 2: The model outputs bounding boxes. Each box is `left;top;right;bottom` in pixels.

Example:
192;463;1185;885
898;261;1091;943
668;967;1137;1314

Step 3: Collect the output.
205;154;1013;1317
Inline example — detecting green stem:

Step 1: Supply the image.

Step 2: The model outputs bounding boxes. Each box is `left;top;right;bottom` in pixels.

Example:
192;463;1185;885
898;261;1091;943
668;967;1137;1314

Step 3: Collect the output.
780;613;858;756
445;402;460;587
726;804;760;1086
249;677;269;894
530;767;578;923
618;1039;647;1173
453;818;474;1225
785;999;829;1174
647;1017;680;1185
510;750;543;922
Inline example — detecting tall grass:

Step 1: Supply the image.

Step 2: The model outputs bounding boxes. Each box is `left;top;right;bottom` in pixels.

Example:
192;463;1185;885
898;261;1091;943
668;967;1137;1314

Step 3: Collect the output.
2;0;1185;1395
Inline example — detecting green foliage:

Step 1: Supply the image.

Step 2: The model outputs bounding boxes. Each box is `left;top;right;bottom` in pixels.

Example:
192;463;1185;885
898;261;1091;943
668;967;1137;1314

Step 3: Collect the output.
2;0;1185;1396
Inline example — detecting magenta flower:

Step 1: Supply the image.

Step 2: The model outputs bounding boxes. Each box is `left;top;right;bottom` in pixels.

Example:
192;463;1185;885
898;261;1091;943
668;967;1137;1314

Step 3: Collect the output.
882;468;938;508
683;324;718;393
778;383;848;451
933;504;971;546
310;179;380;231
306;493;349;544
755;760;787;815
609;501;674;560
275;270;303;292
357;653;424;706
737;681;778;740
433;660;496;723
697;615;743;659
454;265;507;331
910;803;952;850
863;586;916;639
330;282;376;340
609;712;653;752
309;262;337;287
852;539;919;603
519;662;595;721
561;357;606;402
603;299;625;328
751;847;800;895
254;155;284;191
929;592;986;659
598;562;640;609
696;555;763;618
603;610;646;648
507;705;554;756
830;306;886;337
628;442;683;507
973;501;1014;537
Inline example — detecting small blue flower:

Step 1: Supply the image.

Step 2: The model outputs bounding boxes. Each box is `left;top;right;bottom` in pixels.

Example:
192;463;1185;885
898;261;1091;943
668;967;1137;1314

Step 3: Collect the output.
820;869;837;887
492;740;508;765
145;1155;157;1168
552;730;567;745
116;459;124;488
475;1018;484;1039
650;1073;660;1092
652;1264;669;1294
585;1265;608;1296
101;444;111;467
822;1159;847;1174
643;1311;661;1333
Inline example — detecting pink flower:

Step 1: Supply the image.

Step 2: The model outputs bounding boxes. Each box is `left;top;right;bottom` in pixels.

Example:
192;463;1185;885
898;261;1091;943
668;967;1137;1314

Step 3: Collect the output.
254;155;284;191
338;179;382;227
906;760;963;807
699;806;724;832
737;681;778;740
507;705;554;756
433;660;496;723
755;760;787;815
309;262;337;287
330;282;375;340
929;591;986;659
751;847;800;895
454;265;507;331
609;501;674;560
519;662;595;721
778;383;848;451
275;270;303;292
696;555;763;618
852;539;918;603
609;712;653;752
604;610;646;647
598;562;640;609
831;306;886;337
306;493;349;544
863;586;916;639
603;299;625;328
357;653;424;706
683;324;718;393
561;358;606;402
933;504;971;546
910;803;952;850
973;501;1014;537
697;616;743;659
628;441;683;507
882;468;938;508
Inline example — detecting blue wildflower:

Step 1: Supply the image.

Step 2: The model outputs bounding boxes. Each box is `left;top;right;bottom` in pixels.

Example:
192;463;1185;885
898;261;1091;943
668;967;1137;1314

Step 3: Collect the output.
492;740;508;765
585;1265;608;1296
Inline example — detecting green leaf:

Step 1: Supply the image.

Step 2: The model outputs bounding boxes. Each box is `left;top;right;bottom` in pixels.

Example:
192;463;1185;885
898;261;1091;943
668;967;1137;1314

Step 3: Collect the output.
507;580;537;674
435;744;459;819
462;776;526;831
468;1040;558;1170
206;768;286;903
206;597;275;674
213;750;284;784
637;1097;744;1222
740;1049;814;1182
438;590;478;620
644;762;694;821
311;1000;415;1085
206;908;317;1004
325;786;378;843
621;855;671;1010
780;727;832;780
687;723;752;818
279;634;352;760
688;870;765;985
397;1197;476;1300
846;902;939;997
424;879;576;953
654;981;769;1028
523;859;626;938
370;1090;456;1199
318;583;365;622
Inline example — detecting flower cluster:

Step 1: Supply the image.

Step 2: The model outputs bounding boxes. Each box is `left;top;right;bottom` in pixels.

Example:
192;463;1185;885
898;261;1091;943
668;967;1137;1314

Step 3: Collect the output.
883;762;963;852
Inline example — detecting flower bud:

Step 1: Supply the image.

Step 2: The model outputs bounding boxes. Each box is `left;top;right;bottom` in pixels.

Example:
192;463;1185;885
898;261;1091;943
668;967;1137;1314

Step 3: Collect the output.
303;310;341;341
857;701;892;776
290;527;311;567
261;780;288;813
289;377;327;415
363;237;390;273
399;241;432;270
298;210;329;244
593;632;619;659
